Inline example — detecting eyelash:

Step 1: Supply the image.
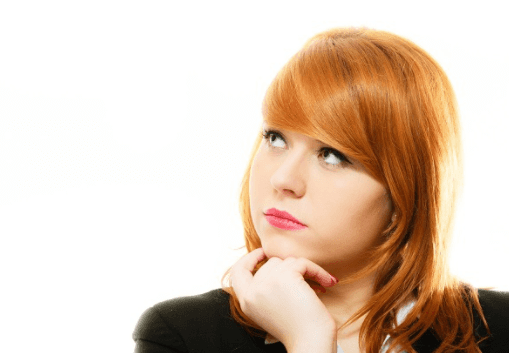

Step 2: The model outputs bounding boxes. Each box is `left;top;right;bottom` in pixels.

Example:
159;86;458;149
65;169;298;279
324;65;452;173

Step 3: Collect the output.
261;129;351;168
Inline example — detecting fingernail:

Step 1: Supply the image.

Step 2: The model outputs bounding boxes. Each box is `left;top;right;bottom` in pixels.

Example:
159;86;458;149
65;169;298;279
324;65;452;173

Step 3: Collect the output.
330;275;338;285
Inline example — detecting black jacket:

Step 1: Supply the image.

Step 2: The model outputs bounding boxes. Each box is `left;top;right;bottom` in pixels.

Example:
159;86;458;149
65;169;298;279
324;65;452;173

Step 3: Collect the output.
133;288;509;352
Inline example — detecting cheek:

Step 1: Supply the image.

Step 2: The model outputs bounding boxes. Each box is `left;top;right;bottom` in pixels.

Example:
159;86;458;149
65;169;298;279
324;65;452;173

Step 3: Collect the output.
349;190;392;246
249;153;264;198
312;176;391;247
249;152;268;222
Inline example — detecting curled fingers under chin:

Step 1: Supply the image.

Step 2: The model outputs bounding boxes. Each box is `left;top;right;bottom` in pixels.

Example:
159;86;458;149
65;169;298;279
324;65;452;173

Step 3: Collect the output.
288;257;336;287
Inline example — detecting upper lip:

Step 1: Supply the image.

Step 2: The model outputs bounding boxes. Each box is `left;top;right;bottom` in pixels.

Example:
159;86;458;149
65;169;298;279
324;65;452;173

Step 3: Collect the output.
264;208;306;226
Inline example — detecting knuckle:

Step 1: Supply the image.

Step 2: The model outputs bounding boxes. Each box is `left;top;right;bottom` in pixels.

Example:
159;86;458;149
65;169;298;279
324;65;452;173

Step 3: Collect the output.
292;257;307;267
238;291;249;307
284;257;296;263
238;296;247;311
239;292;255;313
267;257;282;264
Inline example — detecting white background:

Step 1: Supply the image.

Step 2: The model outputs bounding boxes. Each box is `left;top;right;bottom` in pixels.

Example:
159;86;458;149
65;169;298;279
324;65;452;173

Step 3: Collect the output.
0;1;507;352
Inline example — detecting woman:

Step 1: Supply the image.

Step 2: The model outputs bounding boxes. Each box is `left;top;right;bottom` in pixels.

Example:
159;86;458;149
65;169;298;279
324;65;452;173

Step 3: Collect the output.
133;27;509;353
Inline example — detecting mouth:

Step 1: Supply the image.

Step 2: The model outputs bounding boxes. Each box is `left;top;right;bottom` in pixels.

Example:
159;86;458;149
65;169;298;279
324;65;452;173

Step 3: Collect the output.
264;208;307;230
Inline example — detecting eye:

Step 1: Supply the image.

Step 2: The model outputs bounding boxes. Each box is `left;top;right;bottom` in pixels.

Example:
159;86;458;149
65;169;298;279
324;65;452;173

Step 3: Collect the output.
261;129;351;168
318;147;351;167
262;129;286;149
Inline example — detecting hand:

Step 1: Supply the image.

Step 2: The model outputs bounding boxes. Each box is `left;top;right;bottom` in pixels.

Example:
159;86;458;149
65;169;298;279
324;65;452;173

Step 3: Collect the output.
230;248;338;349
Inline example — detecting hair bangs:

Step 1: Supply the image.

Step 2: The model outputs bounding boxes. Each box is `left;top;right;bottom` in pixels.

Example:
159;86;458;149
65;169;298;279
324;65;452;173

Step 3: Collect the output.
261;38;374;168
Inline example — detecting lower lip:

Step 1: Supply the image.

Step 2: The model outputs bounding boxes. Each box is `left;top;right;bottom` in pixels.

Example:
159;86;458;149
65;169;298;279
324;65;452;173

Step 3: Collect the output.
264;214;307;230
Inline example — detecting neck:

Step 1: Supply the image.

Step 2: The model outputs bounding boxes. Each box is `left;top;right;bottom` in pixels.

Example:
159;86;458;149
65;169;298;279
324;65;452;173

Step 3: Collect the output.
316;271;376;338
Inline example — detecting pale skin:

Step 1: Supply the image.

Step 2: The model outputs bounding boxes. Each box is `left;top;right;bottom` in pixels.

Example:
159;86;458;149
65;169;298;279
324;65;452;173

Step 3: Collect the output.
230;121;394;353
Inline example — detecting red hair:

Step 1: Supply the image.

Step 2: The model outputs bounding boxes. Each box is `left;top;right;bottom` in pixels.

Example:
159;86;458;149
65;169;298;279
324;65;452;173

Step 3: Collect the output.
221;27;489;353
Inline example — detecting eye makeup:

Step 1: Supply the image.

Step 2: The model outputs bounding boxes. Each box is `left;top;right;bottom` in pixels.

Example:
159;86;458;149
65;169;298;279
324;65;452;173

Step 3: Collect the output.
261;128;352;168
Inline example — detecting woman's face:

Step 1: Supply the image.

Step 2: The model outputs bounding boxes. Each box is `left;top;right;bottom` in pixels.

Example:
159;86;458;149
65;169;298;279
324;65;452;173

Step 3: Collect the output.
249;121;393;276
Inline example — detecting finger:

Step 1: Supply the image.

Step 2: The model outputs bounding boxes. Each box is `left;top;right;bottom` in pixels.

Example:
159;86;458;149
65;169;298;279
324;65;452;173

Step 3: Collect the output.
290;258;337;288
244;248;267;272
309;284;326;294
231;248;266;294
250;255;283;278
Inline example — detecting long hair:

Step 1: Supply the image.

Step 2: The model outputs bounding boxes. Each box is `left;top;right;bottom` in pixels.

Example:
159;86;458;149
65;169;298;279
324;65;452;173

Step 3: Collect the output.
221;27;489;353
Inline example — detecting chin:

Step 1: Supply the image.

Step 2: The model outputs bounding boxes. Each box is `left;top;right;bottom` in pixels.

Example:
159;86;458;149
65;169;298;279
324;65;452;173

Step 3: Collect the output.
261;240;302;260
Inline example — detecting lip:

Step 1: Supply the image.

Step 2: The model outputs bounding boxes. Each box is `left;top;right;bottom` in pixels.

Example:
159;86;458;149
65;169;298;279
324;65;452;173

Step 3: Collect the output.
264;208;307;230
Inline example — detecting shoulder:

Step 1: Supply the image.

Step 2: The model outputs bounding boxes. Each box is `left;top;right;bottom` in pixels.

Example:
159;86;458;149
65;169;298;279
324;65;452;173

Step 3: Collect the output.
476;289;509;352
147;287;231;323
477;288;509;328
478;288;509;313
132;288;232;352
133;288;272;353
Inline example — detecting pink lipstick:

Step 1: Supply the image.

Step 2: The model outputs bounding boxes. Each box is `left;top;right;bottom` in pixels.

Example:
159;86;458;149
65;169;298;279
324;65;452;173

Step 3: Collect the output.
264;208;307;230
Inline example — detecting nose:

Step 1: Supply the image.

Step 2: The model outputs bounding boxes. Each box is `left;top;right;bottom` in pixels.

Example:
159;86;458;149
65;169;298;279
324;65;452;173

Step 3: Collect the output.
270;149;307;198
